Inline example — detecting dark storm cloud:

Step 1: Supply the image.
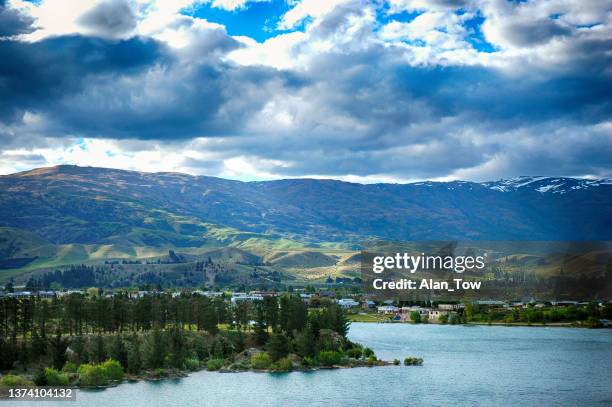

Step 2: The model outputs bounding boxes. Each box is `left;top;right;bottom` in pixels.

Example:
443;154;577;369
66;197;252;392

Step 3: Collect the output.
499;19;572;47
0;0;35;37
76;0;138;38
0;0;610;180
0;34;167;122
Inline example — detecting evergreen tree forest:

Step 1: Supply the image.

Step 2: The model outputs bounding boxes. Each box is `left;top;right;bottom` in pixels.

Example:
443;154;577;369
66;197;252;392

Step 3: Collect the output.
0;292;374;387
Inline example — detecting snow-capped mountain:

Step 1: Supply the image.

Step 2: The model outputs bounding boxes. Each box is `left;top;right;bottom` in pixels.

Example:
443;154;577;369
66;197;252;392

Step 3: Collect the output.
482;176;612;194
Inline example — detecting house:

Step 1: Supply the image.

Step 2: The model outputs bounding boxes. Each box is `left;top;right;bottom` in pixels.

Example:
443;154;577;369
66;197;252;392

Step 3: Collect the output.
6;291;32;298
337;298;360;309
377;305;399;314
551;301;578;307
38;290;55;298
438;303;461;311
428;309;449;323
362;300;376;309
231;294;263;304
401;306;429;315
401;306;429;322
473;300;507;307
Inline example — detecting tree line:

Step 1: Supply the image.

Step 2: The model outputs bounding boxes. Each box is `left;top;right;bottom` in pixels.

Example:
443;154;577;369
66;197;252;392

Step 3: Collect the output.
0;293;353;376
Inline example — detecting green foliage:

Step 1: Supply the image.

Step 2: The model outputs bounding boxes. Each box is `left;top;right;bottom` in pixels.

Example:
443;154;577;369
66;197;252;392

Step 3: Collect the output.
44;367;69;386
393;359;400;365
90;335;107;364
62;361;78;373
254;303;269;346
295;328;316;358
301;356;314;367
250;352;272;370
167;328;187;368
0;374;34;387
48;333;68;370
145;327;166;369
346;347;363;359
33;369;47;386
267;333;289;361
403;357;423;366
109;336;128;368
101;359;124;381
438;314;449;324
77;363;109;387
271;357;293;371
362;347;375;358
152;368;167;377
316;351;342;366
206;358;225;371
367;355;377;365
410;311;422;323
126;340;142;374
185;357;200;371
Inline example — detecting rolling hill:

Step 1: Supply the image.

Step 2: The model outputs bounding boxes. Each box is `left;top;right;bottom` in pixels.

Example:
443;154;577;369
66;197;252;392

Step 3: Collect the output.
0;165;610;283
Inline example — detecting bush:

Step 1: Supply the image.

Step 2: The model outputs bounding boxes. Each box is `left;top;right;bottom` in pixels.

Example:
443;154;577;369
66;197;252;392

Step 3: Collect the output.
367;355;377;365
78;363;109;387
250;352;272;370
185;357;200;371
44;368;69;386
393;359;400;365
302;356;314;367
0;374;34;387
346;347;363;359
34;369;47;386
62;362;78;373
101;359;124;381
152;368;167;377
363;347;375;358
271;357;293;372
316;351;342;366
403;357;423;366
206;359;225;371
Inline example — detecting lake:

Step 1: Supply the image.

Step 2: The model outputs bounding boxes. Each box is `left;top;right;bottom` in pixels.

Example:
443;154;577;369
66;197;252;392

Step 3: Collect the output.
9;324;612;406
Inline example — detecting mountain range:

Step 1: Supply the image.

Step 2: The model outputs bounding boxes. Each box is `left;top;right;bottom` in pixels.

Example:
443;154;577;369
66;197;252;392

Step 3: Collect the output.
0;165;610;277
2;165;611;241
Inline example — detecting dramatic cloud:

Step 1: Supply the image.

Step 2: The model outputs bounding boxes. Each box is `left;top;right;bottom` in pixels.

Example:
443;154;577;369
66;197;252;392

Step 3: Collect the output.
0;0;610;181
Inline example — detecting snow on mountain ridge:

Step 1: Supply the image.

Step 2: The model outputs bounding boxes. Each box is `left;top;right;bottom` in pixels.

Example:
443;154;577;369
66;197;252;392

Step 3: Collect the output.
482;176;612;193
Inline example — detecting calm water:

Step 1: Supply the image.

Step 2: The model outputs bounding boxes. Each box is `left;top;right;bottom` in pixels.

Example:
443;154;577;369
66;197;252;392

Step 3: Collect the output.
10;324;612;406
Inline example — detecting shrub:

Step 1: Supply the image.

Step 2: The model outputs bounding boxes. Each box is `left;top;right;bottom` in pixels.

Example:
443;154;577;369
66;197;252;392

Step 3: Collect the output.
152;368;167;377
0;374;34;387
393;359;400;365
302;356;314;367
271;357;293;372
78;363;109;387
206;359;225;371
44;368;69;386
185;357;200;371
34;369;47;386
101;359;124;381
346;347;363;359
250;352;272;370
316;351;342;366
363;347;375;358
403;357;423;366
62;362;78;373
367;355;377;365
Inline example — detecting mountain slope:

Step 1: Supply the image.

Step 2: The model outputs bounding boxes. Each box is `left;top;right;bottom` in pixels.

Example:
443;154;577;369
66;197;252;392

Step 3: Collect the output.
0;165;610;250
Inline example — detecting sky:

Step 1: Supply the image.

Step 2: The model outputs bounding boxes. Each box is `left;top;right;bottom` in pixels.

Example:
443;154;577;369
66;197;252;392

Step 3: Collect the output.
0;0;610;183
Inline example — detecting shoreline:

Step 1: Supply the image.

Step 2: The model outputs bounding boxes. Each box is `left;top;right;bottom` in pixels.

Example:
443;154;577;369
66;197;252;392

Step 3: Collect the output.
76;360;397;391
348;320;612;329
